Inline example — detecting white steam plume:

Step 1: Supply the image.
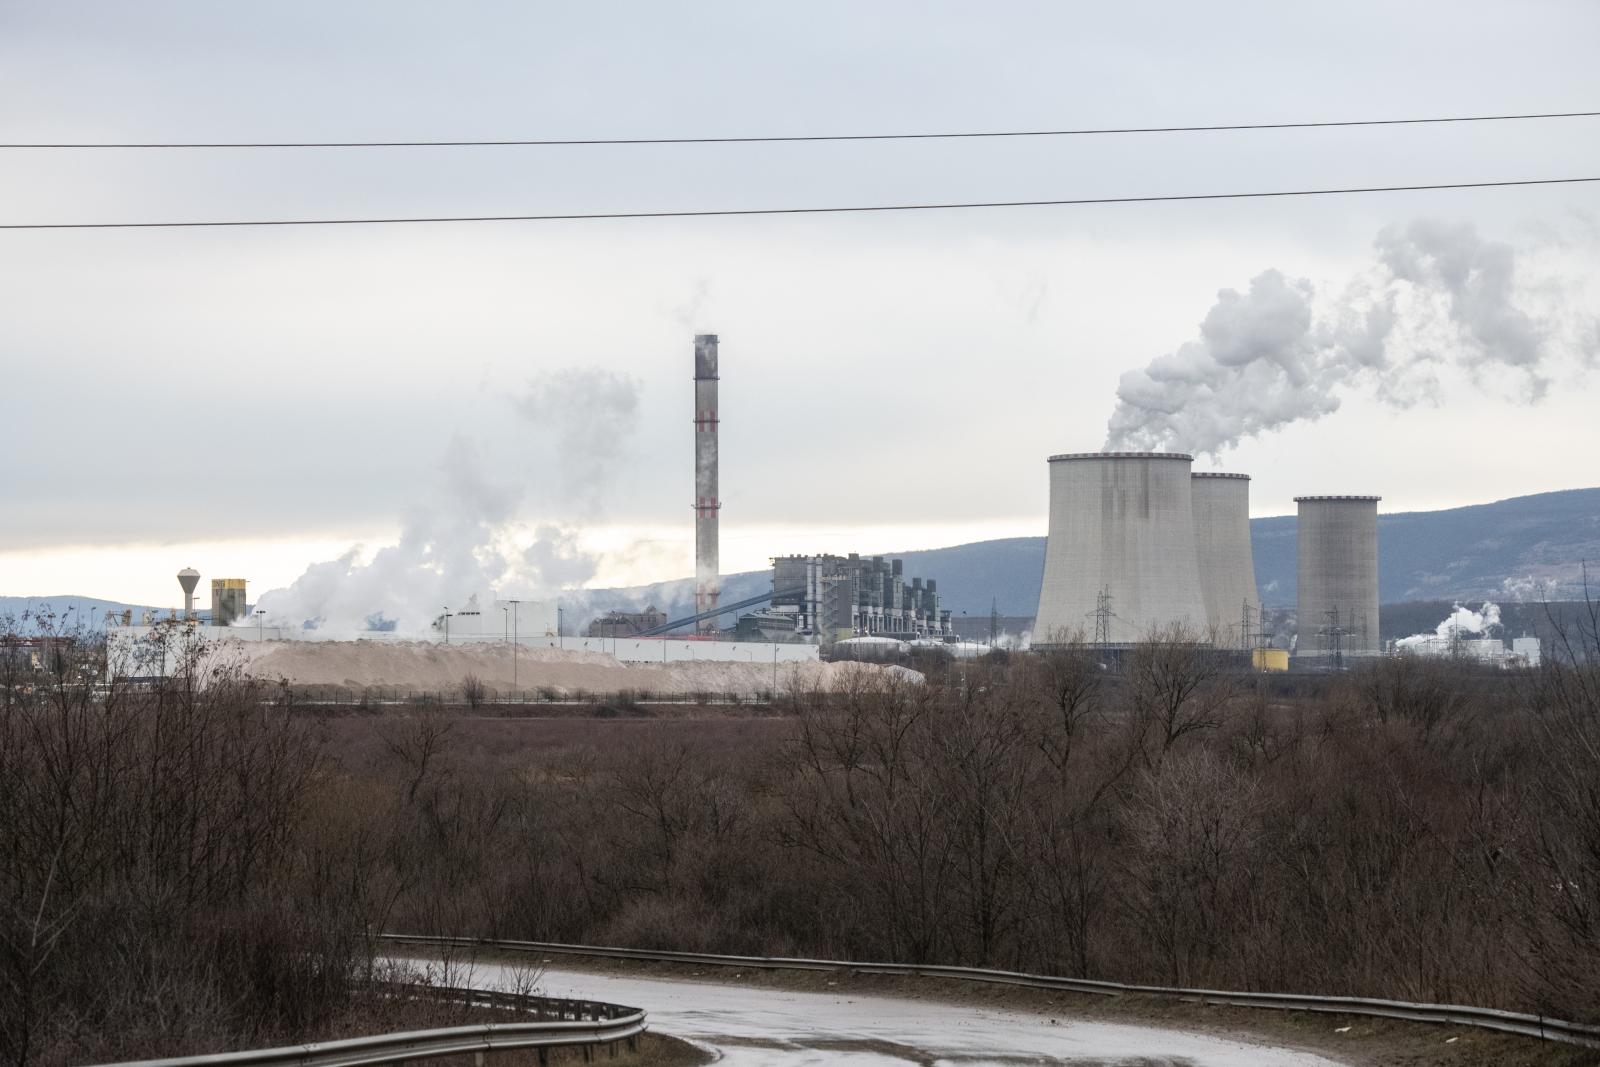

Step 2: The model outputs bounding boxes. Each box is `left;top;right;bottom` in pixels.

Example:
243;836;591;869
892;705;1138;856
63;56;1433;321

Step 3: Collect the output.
1106;220;1596;455
1396;601;1502;650
252;368;639;634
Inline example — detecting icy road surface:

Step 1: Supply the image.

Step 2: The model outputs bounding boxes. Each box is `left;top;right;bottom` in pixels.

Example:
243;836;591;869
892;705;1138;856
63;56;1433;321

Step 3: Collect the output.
460;959;1349;1066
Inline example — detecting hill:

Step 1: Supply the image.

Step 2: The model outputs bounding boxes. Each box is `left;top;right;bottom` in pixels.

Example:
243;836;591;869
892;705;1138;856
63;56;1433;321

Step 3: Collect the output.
11;488;1596;634
579;487;1600;624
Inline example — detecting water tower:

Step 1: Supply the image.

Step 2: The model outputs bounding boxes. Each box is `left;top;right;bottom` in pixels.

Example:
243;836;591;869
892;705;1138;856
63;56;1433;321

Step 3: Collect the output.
177;568;200;618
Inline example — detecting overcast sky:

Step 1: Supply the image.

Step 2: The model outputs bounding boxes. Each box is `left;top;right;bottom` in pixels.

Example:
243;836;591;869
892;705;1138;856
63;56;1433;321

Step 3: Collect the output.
2;1;1598;609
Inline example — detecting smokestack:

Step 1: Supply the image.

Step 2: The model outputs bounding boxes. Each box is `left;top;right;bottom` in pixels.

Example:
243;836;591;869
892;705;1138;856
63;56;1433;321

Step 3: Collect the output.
177;567;200;618
1294;495;1381;664
1034;452;1209;647
693;334;720;632
1190;473;1261;649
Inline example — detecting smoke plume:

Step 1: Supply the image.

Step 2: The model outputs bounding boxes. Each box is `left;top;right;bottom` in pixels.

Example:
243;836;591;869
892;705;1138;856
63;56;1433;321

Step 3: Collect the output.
1105;220;1594;455
252;369;639;634
1395;601;1503;650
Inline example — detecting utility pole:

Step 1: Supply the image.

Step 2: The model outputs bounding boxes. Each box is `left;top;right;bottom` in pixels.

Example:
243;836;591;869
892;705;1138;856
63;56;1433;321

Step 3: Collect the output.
442;607;452;645
990;597;1000;646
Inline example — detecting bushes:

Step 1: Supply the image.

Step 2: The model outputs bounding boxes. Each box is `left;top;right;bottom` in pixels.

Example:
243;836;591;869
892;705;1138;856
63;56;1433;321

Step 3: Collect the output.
10;612;1600;1062
0;630;378;1067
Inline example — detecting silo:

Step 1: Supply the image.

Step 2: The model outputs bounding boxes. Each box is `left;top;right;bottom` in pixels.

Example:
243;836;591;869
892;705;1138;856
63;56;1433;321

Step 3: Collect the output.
1034;452;1210;646
1190;473;1261;648
1294;496;1380;662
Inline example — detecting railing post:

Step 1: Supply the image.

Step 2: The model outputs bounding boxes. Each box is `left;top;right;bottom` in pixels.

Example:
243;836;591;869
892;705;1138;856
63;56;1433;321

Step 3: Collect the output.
474;1052;485;1067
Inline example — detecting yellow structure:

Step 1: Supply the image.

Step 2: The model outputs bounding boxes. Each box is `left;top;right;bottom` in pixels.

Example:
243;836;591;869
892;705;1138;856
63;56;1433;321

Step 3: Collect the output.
1252;648;1289;672
211;578;248;628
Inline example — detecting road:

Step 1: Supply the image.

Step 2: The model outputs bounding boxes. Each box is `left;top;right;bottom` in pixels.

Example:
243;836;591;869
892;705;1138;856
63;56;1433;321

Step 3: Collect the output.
453;959;1349;1066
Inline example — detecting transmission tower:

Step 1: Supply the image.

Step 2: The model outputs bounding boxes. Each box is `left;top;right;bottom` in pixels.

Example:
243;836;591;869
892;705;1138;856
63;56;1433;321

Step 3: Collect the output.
1086;587;1117;650
1318;605;1354;671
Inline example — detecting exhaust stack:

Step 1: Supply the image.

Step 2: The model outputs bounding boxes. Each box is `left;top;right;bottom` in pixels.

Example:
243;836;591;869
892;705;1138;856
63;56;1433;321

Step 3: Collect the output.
693;335;720;632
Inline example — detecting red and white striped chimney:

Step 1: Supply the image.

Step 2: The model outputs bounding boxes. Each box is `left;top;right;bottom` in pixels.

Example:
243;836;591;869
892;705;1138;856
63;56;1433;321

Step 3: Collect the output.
693;334;720;632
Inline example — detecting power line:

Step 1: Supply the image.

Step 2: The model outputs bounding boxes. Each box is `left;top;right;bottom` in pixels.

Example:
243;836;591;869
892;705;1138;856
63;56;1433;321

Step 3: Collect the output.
4;109;1598;150
2;175;1596;231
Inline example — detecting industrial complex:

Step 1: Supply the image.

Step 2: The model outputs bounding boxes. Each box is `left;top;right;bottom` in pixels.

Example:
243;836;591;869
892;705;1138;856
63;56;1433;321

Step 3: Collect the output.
104;332;1555;674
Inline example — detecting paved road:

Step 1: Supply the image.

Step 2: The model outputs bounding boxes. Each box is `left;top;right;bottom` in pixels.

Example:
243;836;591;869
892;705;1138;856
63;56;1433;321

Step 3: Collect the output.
456;959;1349;1066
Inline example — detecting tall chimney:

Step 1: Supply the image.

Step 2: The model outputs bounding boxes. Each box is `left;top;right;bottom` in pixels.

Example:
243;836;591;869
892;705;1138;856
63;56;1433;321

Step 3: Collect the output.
693;334;720;632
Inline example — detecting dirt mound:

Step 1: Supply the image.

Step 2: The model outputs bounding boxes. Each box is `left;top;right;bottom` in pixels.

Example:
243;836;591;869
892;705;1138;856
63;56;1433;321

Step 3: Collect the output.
223;640;887;696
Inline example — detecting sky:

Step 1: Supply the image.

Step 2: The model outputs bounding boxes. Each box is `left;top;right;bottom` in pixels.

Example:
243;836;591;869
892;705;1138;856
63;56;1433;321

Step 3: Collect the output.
1;1;1598;614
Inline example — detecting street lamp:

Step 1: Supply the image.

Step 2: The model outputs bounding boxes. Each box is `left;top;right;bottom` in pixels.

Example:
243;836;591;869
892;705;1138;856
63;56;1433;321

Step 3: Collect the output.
254;609;265;642
442;607;453;645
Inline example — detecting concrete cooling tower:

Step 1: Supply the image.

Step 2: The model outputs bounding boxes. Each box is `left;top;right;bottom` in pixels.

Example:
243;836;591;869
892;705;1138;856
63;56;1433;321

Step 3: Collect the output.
1190;473;1261;648
1034;452;1210;646
1294;495;1381;662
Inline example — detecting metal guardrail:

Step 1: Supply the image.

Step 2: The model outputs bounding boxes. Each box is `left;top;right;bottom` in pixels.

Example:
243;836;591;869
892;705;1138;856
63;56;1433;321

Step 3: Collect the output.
91;983;645;1067
382;933;1600;1050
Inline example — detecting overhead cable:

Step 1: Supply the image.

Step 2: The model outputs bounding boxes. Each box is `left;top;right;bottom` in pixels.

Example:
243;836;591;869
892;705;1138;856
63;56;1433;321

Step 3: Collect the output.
4;110;1599;149
3;175;1597;231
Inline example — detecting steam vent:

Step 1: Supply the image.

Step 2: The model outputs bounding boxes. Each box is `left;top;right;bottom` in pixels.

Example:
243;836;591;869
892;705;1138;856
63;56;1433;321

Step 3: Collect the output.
1294;495;1381;661
1191;473;1262;648
1034;452;1210;646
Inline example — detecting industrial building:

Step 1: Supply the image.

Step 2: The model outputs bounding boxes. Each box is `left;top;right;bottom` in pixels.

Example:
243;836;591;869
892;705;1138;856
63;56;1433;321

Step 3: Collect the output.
1294;496;1381;663
770;554;952;642
586;606;667;638
211;578;248;628
1034;452;1211;646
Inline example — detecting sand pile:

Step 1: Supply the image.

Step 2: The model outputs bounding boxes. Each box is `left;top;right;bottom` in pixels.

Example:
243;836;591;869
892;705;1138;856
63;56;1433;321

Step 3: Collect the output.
224;640;889;696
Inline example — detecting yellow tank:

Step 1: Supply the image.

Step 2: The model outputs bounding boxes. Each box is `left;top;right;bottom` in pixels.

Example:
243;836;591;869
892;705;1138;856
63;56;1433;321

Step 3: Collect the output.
1252;648;1289;672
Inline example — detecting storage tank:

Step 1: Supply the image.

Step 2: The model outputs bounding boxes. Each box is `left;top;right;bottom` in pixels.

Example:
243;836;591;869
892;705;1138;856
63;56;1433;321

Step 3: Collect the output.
1294;495;1380;662
1190;472;1261;648
1034;452;1210;646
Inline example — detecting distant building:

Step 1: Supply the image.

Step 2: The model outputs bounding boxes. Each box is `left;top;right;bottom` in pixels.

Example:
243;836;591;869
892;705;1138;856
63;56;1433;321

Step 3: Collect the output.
586;606;668;639
735;610;798;642
210;578;247;628
771;554;950;642
432;596;559;640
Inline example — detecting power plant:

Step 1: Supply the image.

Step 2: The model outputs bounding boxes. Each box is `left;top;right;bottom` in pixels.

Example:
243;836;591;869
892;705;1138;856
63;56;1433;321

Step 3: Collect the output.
1033;451;1379;664
1034;452;1210;646
131;335;1394;671
1294;495;1381;663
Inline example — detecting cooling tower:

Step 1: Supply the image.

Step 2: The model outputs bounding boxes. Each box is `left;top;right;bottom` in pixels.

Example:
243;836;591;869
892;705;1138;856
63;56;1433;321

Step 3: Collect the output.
1294;495;1380;662
1034;452;1210;646
1190;473;1261;648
